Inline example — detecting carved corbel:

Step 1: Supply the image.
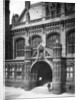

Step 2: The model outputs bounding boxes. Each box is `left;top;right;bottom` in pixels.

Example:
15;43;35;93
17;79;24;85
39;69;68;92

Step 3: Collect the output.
61;20;65;31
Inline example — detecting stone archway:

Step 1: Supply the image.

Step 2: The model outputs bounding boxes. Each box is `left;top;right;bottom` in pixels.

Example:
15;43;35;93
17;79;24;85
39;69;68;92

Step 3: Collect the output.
31;61;52;86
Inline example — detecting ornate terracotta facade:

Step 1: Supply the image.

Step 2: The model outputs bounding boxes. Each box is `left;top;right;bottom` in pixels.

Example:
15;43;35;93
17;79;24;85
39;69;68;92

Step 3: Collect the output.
5;1;75;94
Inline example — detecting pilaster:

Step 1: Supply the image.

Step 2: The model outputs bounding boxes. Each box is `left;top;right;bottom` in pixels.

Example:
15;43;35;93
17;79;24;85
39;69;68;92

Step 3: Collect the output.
61;3;65;18
52;40;62;94
24;45;34;90
60;22;66;57
42;3;46;21
41;25;46;47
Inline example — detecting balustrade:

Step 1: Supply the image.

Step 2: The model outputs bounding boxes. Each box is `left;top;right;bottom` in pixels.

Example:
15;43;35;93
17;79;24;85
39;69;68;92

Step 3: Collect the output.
5;59;24;81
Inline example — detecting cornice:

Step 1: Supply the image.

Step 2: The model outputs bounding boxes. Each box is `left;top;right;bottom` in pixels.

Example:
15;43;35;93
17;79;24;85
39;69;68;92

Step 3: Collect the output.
30;2;44;8
11;18;75;33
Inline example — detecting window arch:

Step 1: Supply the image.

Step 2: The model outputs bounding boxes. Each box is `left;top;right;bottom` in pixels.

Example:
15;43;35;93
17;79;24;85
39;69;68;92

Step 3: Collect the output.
29;35;41;48
66;30;75;54
15;38;25;57
46;33;60;48
45;3;61;19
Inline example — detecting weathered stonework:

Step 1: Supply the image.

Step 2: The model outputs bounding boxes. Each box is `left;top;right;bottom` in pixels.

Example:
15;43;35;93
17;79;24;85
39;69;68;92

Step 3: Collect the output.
5;1;75;94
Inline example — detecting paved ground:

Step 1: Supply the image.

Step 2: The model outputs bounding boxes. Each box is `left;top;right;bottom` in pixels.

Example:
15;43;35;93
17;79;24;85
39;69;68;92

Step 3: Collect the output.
5;84;75;100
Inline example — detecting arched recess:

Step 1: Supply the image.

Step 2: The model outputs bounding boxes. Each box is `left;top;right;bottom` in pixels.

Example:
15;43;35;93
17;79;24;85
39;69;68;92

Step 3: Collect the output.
66;29;75;54
46;32;60;48
29;35;42;48
45;3;61;18
15;38;25;57
31;61;52;86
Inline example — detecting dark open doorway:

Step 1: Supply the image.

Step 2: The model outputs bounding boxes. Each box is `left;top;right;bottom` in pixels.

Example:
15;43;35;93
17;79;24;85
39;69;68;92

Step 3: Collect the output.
31;61;52;86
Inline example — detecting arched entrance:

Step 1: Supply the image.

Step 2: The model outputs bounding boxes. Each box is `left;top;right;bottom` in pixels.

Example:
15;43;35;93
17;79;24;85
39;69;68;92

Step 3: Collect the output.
31;61;52;86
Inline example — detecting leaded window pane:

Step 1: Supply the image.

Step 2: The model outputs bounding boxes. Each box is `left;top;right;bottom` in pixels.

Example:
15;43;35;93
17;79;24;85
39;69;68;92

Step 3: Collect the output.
70;67;73;72
67;31;75;54
67;67;70;71
30;36;41;48
15;38;25;57
12;67;14;71
66;66;74;80
46;33;60;48
5;68;7;71
46;3;61;19
70;73;73;79
67;73;70;79
5;72;7;77
12;72;14;77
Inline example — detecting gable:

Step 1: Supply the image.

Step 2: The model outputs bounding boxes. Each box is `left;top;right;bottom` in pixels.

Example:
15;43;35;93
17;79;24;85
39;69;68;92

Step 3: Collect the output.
18;4;43;23
29;5;42;20
20;12;26;22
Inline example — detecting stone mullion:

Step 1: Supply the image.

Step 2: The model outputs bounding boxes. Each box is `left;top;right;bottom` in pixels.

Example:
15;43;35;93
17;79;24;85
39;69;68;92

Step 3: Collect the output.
42;3;46;21
20;64;22;81
16;64;19;81
15;64;17;81
11;64;14;81
8;64;10;80
13;37;15;59
25;32;27;47
24;62;26;81
55;3;57;17
13;64;15;81
26;63;29;81
22;63;24;81
7;64;9;80
61;3;65;17
73;62;75;82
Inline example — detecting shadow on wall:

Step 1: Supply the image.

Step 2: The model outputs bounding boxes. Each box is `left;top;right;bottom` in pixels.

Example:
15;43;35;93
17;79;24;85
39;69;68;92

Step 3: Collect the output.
61;58;66;93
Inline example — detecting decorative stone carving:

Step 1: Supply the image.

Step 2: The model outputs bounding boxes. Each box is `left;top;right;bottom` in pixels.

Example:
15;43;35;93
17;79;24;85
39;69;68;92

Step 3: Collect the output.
65;22;75;32
46;25;60;34
52;40;62;94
